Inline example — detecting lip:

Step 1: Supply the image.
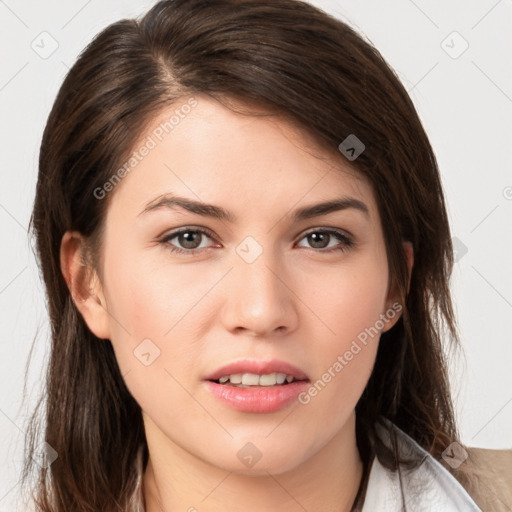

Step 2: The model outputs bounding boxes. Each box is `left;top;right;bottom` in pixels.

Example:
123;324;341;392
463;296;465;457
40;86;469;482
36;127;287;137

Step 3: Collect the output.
204;380;310;413
203;359;309;382
203;359;310;414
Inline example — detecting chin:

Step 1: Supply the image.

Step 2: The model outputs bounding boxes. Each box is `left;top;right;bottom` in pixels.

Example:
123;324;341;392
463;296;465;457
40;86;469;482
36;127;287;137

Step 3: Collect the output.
211;448;305;476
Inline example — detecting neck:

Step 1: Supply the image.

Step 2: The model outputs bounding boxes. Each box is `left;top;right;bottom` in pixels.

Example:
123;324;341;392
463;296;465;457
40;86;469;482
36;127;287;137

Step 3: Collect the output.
142;413;364;512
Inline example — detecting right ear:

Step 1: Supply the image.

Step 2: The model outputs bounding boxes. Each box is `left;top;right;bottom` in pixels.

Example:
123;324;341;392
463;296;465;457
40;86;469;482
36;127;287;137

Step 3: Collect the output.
60;231;111;340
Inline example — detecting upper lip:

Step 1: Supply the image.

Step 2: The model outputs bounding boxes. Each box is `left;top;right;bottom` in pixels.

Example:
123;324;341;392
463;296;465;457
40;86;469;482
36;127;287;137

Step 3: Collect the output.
204;359;309;382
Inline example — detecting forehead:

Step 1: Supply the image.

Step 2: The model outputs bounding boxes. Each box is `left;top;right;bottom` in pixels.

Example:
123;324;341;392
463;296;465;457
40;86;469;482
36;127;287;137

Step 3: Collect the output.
106;94;377;222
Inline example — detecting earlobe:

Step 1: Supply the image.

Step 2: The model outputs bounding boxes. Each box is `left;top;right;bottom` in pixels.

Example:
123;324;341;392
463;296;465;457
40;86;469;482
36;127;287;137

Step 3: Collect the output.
382;241;414;333
60;231;111;340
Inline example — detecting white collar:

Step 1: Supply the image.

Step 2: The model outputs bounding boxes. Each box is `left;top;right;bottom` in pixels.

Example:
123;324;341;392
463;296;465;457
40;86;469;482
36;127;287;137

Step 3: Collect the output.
362;420;481;511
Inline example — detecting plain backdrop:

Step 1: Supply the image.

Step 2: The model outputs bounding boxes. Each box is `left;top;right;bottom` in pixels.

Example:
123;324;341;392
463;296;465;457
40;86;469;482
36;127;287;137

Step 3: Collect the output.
1;0;511;509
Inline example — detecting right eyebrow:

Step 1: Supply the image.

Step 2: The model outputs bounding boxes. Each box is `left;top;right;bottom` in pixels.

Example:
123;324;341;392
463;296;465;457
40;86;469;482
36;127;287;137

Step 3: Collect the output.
138;194;235;221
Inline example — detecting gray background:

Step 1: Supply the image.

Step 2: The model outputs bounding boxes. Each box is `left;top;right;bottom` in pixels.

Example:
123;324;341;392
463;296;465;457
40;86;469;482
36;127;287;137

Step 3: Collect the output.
1;1;511;510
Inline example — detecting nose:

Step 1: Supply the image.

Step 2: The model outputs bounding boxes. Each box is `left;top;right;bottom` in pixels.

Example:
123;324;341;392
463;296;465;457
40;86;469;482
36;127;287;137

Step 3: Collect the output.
220;247;299;337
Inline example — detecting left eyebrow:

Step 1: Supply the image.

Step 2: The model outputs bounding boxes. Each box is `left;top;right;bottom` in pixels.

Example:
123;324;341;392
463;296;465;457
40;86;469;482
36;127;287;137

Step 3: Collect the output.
137;193;370;222
292;197;370;221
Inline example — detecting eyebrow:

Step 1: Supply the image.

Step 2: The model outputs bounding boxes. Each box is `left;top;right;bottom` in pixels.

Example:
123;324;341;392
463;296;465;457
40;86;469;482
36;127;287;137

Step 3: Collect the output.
138;193;370;222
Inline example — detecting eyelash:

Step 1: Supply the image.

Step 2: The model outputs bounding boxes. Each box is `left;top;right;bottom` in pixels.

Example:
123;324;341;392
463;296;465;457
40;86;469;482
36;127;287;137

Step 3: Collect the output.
159;227;354;256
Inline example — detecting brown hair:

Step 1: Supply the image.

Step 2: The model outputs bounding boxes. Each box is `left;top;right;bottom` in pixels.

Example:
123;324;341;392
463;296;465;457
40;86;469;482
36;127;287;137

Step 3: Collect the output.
24;0;472;510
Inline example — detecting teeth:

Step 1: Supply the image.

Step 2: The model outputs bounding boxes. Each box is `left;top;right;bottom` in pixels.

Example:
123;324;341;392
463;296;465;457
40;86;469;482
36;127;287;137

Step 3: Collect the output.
242;373;260;386
229;374;242;384
217;372;297;386
258;373;277;386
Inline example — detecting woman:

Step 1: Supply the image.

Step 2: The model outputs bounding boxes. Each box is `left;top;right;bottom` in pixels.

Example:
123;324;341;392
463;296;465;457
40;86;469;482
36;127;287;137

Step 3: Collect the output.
23;0;504;510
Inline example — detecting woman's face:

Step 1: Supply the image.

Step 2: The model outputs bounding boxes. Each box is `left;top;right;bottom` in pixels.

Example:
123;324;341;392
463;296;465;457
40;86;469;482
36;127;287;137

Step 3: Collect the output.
70;94;405;474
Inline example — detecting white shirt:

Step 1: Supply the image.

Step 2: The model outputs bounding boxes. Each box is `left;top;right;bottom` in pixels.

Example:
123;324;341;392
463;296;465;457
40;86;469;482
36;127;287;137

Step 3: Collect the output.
361;419;482;511
128;419;481;511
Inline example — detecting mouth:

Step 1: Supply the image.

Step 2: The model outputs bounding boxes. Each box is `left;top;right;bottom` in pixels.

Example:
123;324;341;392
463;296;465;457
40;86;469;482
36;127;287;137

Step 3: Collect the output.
203;360;310;413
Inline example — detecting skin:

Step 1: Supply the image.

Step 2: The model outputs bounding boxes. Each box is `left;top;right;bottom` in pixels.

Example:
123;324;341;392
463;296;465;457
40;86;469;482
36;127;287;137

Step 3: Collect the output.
61;94;413;512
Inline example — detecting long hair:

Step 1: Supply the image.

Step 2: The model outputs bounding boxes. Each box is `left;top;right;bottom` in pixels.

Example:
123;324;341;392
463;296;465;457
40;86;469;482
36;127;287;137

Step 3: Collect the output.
24;0;468;509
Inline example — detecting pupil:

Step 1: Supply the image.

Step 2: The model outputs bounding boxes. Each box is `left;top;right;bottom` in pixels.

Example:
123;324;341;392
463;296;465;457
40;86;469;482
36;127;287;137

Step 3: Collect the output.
309;232;328;249
180;231;200;249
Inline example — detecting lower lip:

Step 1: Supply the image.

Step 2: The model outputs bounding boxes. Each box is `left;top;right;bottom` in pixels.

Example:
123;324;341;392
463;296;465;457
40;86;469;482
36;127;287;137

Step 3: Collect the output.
204;380;310;413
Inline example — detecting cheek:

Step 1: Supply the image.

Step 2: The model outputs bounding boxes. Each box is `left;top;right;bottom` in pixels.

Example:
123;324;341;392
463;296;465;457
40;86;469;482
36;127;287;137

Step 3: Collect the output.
100;249;218;382
101;258;204;415
296;269;386;426
307;254;389;341
103;247;200;336
299;251;388;394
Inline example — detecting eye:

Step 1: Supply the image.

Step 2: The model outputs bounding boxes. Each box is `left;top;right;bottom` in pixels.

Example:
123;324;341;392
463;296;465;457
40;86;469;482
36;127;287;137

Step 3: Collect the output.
160;227;217;255
296;228;353;253
159;227;354;256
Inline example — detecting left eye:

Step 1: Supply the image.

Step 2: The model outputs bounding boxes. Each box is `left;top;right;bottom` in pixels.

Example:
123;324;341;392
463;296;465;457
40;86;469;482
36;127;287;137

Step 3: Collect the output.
296;229;353;252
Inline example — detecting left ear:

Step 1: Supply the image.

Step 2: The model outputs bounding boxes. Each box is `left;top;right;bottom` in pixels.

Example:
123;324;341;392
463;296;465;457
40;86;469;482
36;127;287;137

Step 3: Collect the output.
382;241;414;332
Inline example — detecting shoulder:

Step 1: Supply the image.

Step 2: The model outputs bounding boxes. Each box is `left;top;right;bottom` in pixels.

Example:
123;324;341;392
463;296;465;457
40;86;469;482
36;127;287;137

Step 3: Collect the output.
455;447;512;512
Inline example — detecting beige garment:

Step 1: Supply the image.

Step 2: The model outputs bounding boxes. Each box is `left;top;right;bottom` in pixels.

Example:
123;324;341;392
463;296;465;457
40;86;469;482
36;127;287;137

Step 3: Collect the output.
459;447;512;512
